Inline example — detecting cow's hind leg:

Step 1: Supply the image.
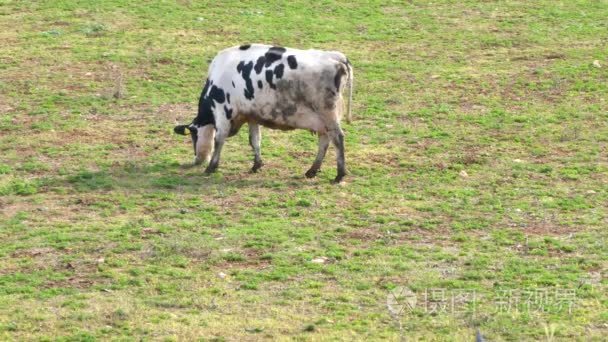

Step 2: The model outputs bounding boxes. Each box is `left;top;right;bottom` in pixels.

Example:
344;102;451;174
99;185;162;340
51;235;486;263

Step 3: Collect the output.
305;133;330;178
248;123;263;173
328;127;346;183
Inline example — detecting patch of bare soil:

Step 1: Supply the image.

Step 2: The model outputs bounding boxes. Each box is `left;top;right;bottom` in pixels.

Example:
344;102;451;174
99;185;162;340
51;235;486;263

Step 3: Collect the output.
217;248;272;270
395;227;457;246
157;103;196;123
0;94;15;114
43;277;93;289
344;227;383;241
11;247;56;258
44;257;109;289
0;195;108;225
518;221;584;237
364;153;403;169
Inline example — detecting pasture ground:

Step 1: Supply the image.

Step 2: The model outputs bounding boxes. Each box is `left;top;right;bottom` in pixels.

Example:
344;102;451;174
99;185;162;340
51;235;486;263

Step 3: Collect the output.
1;1;607;340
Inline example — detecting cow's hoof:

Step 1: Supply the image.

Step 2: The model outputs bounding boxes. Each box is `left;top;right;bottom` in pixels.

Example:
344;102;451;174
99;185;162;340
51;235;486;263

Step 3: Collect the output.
250;161;264;173
331;172;346;184
204;165;218;174
305;168;319;178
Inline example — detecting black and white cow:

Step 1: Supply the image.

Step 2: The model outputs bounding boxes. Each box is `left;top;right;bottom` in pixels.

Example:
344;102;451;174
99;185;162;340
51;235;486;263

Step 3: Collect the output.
174;44;353;183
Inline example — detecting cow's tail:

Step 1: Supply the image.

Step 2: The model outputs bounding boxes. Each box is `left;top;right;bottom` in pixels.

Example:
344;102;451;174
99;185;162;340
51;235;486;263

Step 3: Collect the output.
345;59;353;124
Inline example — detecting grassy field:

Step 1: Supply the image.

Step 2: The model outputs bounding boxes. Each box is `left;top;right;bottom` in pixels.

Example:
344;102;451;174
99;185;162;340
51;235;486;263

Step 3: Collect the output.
1;0;607;340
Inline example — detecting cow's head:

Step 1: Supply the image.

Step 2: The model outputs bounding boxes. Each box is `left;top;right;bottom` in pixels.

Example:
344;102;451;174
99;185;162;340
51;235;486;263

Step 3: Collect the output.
174;124;215;165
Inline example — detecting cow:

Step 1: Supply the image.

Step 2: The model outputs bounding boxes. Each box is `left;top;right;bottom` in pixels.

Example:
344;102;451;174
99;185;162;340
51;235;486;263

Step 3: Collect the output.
174;44;353;183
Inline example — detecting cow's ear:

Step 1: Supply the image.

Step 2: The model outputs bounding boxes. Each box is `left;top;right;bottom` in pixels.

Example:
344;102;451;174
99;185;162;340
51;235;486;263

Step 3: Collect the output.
174;125;190;135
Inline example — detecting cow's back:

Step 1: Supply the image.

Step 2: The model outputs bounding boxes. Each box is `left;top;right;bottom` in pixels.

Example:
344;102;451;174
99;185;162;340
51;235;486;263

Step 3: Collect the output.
202;44;350;134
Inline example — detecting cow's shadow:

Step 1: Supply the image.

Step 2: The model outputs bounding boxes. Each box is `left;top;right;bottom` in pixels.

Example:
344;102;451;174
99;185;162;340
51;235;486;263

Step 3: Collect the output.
51;158;323;195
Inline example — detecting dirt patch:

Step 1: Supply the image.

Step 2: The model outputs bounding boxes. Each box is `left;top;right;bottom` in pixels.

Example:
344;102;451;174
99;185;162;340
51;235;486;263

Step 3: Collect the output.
519;221;583;237
217;248;272;270
364;153;403;168
11;247;56;258
344;227;383;241
0;200;26;219
158;103;196;123
0;94;15;114
396;227;456;245
44;277;94;289
0;195;113;227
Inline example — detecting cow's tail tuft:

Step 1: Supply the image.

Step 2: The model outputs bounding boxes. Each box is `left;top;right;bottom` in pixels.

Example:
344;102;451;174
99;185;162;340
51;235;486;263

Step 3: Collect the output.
345;59;353;124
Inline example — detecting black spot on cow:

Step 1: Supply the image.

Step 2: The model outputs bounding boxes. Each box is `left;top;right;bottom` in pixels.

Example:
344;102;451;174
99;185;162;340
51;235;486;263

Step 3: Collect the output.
194;79;215;127
208;85;226;106
254;47;287;75
239;44;251;50
274;63;285;79
232;81;235;88
287;55;298;69
226;93;231;104
257;80;263;89
188;126;198;156
237;60;255;100
254;56;266;74
224;105;233;119
270;46;286;53
264;46;286;67
265;69;276;89
334;64;346;90
201;79;210;95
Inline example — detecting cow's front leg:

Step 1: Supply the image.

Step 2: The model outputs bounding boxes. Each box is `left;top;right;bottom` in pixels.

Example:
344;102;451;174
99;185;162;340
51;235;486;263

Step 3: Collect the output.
305;133;329;178
248;123;263;173
194;124;216;166
204;134;225;174
329;128;347;183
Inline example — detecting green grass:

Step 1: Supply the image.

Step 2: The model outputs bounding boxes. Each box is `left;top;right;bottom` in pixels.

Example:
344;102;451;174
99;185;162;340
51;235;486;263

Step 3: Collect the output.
1;0;607;340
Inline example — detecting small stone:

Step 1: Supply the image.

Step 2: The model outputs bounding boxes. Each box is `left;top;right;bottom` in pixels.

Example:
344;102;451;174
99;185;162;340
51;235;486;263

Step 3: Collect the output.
218;272;227;279
586;190;596;194
513;159;524;163
96;258;105;264
311;257;328;264
459;170;469;178
592;60;601;68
